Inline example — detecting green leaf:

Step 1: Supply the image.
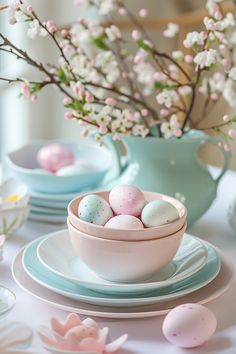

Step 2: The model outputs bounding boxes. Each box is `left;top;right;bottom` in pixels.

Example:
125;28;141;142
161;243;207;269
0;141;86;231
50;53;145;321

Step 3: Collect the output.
137;39;152;52
58;66;70;84
154;82;177;90
232;116;236;122
30;83;41;94
92;37;109;50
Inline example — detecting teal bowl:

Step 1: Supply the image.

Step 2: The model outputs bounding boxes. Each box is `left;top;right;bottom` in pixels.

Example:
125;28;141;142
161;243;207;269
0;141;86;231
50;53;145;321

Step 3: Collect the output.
5;140;112;194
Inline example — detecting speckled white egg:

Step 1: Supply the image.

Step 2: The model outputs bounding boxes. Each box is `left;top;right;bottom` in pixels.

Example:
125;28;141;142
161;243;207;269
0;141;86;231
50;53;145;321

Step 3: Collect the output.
78;195;113;226
162;303;217;348
109;185;146;217
141;199;179;227
105;215;144;229
56;164;88;176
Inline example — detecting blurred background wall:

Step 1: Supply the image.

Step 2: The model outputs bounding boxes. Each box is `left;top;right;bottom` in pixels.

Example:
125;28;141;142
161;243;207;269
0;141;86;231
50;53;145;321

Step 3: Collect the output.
0;0;235;168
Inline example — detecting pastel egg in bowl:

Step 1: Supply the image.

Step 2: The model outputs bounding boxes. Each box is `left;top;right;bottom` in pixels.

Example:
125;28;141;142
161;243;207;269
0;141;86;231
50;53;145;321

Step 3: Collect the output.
68;191;187;241
67;218;187;283
5;140;112;194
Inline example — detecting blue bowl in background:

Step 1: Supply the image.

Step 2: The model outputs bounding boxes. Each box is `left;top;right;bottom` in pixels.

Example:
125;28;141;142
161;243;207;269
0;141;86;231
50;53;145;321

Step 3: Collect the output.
5;139;112;194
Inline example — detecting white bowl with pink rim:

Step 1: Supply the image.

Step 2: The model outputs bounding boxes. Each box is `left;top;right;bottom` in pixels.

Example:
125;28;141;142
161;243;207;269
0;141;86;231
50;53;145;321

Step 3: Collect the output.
67;190;187;241
67;218;187;283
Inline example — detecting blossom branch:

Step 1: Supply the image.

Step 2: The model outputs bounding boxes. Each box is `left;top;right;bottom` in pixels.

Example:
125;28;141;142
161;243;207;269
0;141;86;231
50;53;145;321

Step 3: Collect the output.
0;33;74;100
30;11;77;82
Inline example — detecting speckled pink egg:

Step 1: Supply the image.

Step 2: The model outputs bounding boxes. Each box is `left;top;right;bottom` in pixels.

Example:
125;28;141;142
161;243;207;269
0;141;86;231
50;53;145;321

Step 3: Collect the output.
37;144;75;173
109;185;145;216
105;215;144;229
162;303;217;348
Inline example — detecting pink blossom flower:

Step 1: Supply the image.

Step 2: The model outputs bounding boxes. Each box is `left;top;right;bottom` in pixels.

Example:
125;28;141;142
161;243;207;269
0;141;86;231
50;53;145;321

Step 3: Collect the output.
8;17;17;25
105;97;117;106
132;30;141;40
31;95;38;102
118;7;127;15
85;92;94;103
80;128;89;137
210;92;219;101
160;108;169;117
139;8;148;17
65;112;73;120
27;5;33;13
63;97;72;105
22;82;30;99
99;125;108;134
184;54;193;63
141;109;149;117
223;114;230;122
61;29;68;37
228;129;236;138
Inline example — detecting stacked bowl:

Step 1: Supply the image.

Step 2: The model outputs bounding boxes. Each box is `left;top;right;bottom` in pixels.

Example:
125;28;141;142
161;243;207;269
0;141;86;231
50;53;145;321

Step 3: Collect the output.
4;140;113;223
67;190;187;282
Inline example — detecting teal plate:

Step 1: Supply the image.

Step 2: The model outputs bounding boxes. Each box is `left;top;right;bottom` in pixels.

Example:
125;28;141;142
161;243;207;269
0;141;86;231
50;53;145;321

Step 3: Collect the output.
37;231;208;295
22;236;221;307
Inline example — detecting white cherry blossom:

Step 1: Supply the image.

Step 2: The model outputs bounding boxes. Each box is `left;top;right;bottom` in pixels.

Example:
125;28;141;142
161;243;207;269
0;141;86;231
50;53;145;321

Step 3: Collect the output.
183;31;205;48
163;23;179;38
27;19;48;39
156;89;179;108
105;25;121;41
229;67;236;81
194;49;218;69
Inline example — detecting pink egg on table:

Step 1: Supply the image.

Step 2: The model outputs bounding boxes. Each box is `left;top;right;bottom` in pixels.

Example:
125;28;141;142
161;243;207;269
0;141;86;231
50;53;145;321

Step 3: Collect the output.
37;144;75;173
105;215;144;229
109;185;146;216
162;303;217;348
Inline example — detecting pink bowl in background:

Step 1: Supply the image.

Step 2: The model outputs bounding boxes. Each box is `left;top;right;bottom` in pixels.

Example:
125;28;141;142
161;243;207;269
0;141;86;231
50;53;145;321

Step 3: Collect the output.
67;218;187;283
68;191;187;241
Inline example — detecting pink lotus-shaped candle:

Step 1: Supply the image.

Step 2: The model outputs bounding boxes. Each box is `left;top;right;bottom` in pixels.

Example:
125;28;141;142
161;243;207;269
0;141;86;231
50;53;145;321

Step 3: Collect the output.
38;313;128;354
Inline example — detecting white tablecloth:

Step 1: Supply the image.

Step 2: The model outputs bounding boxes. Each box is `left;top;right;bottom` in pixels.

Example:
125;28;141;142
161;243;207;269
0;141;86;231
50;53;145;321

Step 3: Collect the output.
1;169;236;354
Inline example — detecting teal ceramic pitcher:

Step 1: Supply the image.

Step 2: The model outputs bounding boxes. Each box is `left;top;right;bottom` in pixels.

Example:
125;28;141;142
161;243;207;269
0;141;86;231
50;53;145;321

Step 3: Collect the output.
105;130;230;225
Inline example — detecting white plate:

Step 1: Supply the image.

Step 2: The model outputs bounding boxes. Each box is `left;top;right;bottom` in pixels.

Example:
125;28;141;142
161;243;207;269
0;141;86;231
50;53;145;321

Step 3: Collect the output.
22;235;221;307
28;212;66;224
37;231;208;295
12;246;234;318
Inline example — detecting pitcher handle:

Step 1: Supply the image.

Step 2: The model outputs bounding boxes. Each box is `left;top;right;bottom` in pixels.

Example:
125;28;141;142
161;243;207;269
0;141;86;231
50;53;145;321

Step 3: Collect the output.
205;135;231;186
103;135;122;183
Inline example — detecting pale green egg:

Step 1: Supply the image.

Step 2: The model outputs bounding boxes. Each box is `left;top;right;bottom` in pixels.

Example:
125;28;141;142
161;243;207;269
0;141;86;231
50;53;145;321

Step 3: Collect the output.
78;194;113;225
141;200;179;227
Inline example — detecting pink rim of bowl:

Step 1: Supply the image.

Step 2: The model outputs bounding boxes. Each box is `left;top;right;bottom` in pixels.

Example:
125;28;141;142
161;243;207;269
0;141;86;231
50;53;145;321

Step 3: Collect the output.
68;190;187;241
67;218;187;283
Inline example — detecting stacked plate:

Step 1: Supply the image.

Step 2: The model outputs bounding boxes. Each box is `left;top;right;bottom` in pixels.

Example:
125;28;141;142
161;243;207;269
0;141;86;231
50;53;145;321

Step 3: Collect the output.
12;229;234;319
29;191;78;223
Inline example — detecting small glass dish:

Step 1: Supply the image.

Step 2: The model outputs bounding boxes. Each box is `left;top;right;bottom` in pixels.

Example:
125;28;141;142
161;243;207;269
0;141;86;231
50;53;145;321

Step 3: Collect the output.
0;286;16;319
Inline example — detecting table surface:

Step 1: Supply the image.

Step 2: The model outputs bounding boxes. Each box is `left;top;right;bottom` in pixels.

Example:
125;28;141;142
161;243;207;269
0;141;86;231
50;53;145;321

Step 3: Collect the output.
1;168;236;354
